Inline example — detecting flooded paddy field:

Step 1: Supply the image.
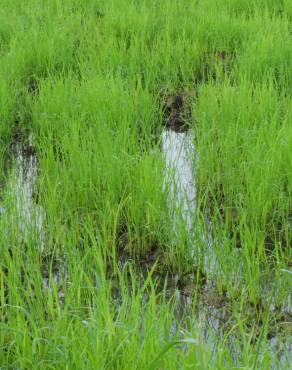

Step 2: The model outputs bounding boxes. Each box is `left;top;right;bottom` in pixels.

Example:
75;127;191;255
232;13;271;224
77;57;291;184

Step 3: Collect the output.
0;0;292;369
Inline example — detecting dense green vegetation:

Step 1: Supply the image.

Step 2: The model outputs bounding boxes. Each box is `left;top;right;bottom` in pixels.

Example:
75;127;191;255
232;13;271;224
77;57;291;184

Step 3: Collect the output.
0;0;291;368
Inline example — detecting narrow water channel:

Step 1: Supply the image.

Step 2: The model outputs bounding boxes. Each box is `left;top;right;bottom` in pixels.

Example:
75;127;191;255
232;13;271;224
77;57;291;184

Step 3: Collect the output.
162;128;196;232
161;126;291;368
3;134;44;250
162;127;216;273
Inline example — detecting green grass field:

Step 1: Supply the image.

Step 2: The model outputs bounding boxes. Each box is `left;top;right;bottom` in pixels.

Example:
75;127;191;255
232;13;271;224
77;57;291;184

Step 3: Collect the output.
0;0;291;368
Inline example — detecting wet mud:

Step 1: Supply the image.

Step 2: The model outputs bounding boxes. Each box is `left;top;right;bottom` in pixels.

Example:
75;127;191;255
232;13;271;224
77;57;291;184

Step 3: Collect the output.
162;90;195;132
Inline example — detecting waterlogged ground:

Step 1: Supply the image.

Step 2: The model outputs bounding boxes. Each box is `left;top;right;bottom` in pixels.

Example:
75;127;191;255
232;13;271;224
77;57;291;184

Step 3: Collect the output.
1;1;292;369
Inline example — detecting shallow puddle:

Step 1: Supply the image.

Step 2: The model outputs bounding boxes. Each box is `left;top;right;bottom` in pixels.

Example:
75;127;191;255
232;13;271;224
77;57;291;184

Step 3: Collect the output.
1;134;44;250
2;127;289;367
161;126;292;367
162;128;216;273
162;129;196;232
161;128;230;341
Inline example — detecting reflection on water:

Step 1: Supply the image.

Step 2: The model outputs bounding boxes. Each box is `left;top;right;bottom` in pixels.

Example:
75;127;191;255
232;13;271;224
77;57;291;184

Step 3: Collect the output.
161;128;226;343
162;129;196;232
161;127;291;367
3;134;44;250
162;129;216;273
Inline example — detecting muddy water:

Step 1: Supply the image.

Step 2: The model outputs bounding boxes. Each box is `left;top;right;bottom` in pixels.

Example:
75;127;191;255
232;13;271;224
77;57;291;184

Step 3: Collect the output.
2;134;44;250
